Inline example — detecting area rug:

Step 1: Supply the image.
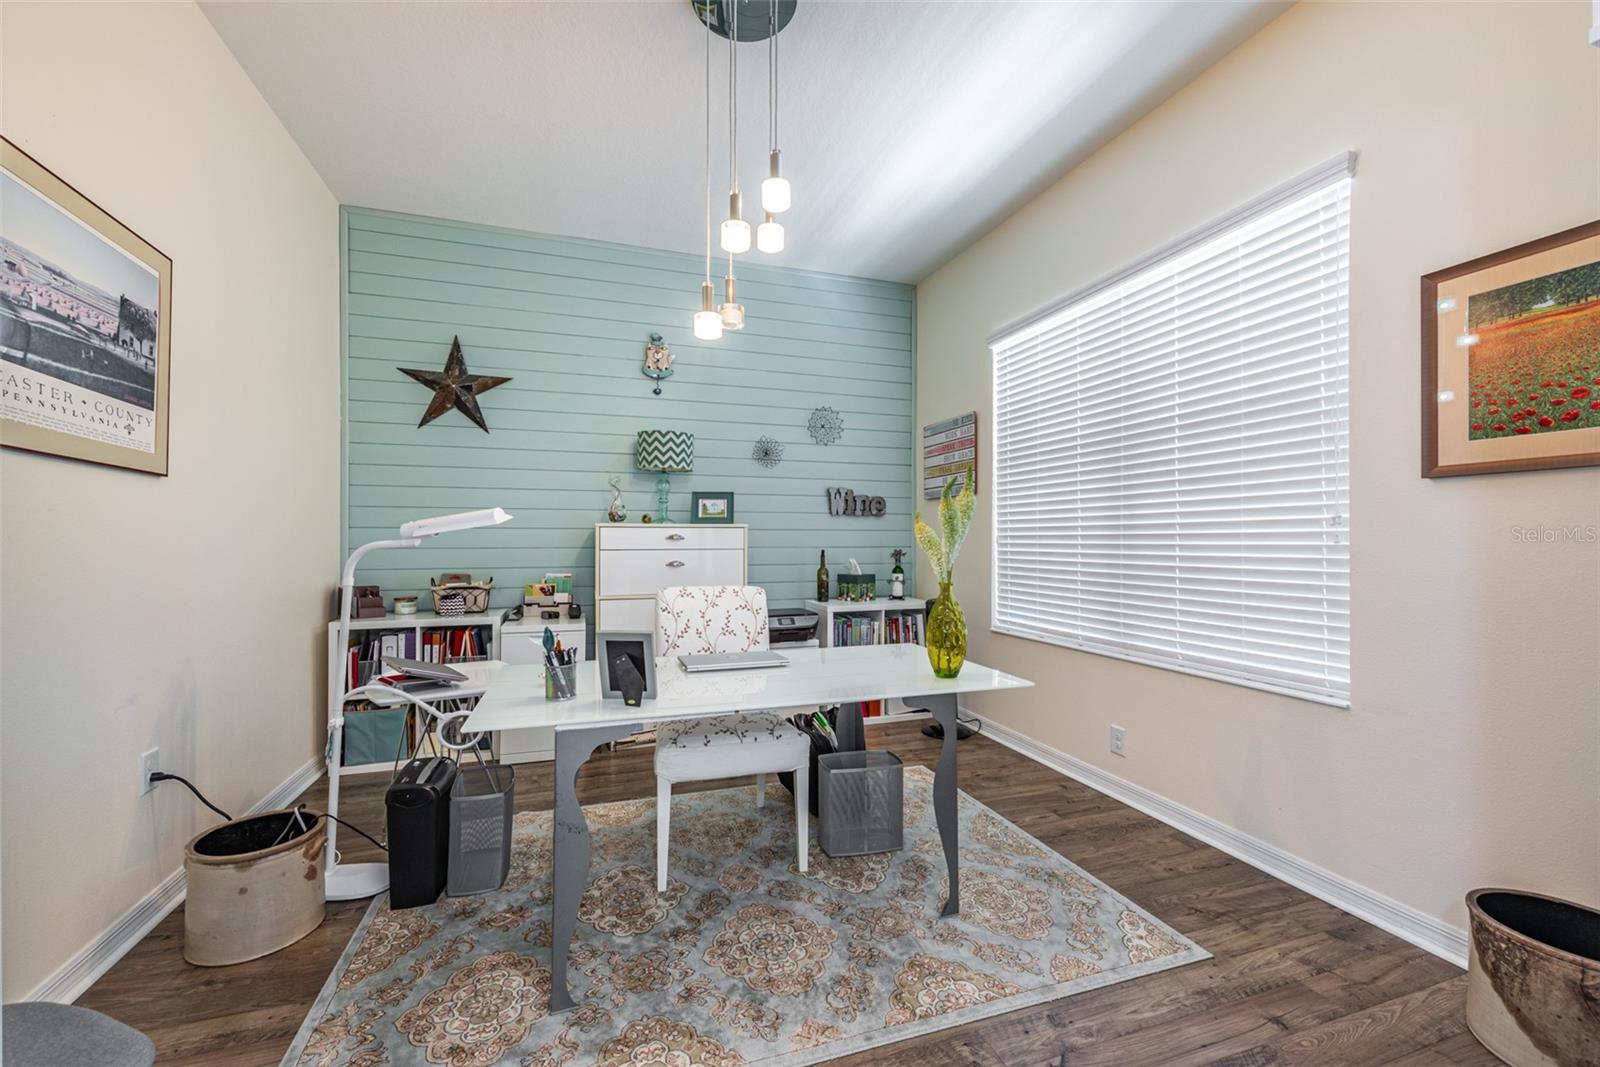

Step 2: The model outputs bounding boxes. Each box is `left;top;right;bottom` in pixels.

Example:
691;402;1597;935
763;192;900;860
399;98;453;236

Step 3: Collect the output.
283;765;1207;1067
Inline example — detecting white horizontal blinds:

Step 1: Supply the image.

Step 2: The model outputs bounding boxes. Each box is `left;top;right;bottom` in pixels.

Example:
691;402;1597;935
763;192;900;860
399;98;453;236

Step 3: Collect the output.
992;175;1351;705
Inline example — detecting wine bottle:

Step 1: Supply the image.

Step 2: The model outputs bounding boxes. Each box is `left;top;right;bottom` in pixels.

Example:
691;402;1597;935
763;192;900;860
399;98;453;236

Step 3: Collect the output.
817;550;829;601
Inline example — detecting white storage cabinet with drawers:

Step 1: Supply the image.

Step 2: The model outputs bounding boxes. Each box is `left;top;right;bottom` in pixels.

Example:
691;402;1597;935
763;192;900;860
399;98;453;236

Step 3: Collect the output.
593;523;748;634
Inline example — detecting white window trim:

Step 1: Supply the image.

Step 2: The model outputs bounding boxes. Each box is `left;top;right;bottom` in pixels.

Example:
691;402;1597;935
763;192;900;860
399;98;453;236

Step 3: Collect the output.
988;152;1357;709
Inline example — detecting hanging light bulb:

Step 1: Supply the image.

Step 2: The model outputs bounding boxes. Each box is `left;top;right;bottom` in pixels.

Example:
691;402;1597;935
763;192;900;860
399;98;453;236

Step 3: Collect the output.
761;0;790;215
718;0;751;255
693;8;723;341
720;262;745;330
762;151;790;215
756;210;784;254
695;280;724;340
720;191;751;254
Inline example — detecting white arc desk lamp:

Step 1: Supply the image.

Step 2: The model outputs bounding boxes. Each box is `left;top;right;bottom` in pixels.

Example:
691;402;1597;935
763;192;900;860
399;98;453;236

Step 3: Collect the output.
327;507;513;901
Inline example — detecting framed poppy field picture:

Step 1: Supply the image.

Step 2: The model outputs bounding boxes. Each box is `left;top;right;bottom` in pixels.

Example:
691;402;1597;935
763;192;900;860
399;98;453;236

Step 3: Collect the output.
1423;220;1600;477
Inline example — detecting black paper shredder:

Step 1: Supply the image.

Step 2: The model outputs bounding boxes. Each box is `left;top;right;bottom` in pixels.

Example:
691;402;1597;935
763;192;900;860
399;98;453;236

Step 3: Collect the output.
386;755;458;909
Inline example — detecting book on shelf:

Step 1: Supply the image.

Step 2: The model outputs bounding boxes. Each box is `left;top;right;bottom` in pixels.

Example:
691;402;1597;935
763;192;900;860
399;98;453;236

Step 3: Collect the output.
342;625;492;691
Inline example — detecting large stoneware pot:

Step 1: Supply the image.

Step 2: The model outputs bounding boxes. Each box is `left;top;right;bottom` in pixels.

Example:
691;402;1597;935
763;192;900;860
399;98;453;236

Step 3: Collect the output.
1465;888;1600;1066
184;809;326;966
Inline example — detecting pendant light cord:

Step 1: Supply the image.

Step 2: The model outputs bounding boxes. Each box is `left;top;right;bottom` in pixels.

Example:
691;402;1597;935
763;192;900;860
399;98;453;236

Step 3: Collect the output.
728;0;738;196
769;0;777;153
705;8;713;287
727;0;738;282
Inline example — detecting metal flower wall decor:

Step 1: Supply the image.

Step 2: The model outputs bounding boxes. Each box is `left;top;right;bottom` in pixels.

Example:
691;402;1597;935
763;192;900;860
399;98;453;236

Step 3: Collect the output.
808;406;844;446
752;436;785;468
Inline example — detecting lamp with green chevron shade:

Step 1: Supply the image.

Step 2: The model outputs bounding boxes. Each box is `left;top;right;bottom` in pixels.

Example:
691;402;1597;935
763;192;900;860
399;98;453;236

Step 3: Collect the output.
636;429;694;522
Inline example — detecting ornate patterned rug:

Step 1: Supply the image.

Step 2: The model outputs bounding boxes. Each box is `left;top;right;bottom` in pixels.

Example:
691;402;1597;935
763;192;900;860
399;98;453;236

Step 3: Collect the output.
283;765;1207;1067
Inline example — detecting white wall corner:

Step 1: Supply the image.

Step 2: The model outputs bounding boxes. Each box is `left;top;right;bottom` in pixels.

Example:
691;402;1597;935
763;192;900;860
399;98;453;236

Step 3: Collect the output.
973;713;1470;969
24;757;326;1004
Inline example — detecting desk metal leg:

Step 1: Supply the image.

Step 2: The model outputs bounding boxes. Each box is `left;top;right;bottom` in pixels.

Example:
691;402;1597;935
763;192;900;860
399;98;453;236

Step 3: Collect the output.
925;693;960;917
550;720;641;1014
836;702;865;753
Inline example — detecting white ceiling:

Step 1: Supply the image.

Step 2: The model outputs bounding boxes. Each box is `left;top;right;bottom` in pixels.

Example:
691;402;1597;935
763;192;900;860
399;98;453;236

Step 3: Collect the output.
202;1;1283;284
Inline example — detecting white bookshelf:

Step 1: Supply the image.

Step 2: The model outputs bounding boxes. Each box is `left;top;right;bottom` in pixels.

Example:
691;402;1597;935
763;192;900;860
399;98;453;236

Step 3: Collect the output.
327;611;501;776
805;599;926;648
806;598;928;717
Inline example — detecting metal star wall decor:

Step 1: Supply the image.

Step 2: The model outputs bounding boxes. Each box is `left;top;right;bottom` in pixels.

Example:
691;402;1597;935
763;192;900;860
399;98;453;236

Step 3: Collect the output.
398;336;510;433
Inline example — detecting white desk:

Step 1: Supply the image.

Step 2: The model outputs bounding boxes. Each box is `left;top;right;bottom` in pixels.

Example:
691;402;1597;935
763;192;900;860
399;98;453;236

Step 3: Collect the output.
465;643;1032;1012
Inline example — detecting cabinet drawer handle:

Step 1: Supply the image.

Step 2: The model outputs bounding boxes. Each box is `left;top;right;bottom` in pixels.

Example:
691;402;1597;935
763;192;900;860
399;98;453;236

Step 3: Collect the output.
666;559;686;568
666;533;686;541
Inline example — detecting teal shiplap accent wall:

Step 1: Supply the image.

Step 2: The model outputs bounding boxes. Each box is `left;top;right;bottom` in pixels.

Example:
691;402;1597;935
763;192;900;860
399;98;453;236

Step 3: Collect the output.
342;208;915;615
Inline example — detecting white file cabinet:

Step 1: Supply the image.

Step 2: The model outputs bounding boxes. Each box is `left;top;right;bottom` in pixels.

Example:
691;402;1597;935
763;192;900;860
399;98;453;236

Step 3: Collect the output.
496;615;586;764
594;523;748;634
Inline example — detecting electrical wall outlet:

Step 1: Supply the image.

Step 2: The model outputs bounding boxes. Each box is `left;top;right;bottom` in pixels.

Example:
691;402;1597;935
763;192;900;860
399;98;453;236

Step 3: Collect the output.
1109;725;1127;758
139;747;160;796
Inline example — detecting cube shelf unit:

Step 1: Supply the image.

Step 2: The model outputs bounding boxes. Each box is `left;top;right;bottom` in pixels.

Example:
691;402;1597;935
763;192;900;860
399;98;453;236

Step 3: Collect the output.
805;598;928;717
326;611;500;776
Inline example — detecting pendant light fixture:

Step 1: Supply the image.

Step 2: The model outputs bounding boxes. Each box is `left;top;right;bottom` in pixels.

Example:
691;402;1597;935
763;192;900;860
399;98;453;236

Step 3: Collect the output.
720;258;745;330
717;0;746;328
718;1;751;255
693;11;724;341
759;0;791;222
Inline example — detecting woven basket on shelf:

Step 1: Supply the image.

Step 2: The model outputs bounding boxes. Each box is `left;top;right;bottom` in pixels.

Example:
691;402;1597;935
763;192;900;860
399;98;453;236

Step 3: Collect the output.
430;578;492;615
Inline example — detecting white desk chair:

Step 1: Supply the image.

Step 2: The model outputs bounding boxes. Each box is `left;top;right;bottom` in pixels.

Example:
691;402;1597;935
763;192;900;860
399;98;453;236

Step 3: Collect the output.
653;585;809;891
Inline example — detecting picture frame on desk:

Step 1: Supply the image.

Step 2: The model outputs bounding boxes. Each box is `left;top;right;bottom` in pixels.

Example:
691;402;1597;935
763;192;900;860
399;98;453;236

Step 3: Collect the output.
690;491;735;523
596;631;657;702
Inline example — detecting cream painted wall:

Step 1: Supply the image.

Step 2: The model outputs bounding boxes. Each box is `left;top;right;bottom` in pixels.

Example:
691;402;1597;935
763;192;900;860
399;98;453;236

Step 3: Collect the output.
0;2;339;998
917;1;1600;937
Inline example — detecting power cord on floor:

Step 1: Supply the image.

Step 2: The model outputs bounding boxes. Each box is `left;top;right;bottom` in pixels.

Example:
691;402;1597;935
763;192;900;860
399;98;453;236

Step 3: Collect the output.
291;803;388;853
149;773;387;852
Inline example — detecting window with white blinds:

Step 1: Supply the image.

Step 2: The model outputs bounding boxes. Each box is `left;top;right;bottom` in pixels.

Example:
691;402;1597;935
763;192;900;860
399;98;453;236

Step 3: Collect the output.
990;159;1352;706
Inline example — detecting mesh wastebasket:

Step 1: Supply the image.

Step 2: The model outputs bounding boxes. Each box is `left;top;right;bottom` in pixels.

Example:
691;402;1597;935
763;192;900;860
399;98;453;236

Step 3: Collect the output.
817;750;903;857
447;761;514;896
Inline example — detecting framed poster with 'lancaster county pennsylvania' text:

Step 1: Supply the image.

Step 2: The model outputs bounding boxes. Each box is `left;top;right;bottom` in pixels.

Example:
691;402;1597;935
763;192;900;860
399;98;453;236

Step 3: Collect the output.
1;136;172;475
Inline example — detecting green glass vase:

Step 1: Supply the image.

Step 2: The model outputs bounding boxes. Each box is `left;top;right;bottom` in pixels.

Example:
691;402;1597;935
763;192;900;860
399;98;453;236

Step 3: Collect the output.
926;580;967;679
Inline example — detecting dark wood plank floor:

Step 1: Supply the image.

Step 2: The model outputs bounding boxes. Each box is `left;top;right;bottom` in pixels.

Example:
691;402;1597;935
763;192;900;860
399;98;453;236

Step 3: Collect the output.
78;723;1492;1066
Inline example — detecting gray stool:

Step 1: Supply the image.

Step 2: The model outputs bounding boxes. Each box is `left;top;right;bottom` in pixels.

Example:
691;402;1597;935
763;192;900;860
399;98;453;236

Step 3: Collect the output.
3;1002;156;1067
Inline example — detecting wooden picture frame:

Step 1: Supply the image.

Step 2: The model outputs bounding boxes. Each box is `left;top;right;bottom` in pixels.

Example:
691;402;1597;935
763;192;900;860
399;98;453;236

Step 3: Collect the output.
1422;220;1600;477
690;491;735;523
1;136;172;475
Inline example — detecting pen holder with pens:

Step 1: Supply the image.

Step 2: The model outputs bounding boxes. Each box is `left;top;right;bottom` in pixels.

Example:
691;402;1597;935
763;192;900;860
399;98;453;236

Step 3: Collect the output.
543;662;578;701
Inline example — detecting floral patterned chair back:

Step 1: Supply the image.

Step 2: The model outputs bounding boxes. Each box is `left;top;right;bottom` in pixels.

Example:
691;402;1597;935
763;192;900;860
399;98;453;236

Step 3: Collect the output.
655;586;770;658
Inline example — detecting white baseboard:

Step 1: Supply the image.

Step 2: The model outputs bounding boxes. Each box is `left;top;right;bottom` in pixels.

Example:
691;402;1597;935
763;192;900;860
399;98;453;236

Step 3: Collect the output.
26;755;326;1004
977;716;1469;968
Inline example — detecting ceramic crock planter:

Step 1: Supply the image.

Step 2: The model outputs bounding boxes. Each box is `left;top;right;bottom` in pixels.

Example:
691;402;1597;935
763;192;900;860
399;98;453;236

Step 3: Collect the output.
184;810;326;966
1464;888;1600;1066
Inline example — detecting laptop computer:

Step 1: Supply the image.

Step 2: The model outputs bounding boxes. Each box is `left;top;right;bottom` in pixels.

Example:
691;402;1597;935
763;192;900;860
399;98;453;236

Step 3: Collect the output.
676;650;791;673
383;657;469;683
